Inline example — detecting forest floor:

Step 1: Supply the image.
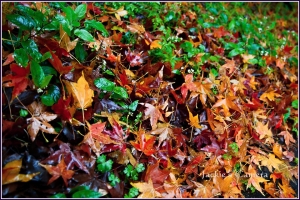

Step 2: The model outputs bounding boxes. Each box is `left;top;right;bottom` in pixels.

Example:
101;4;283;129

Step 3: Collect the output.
2;2;299;198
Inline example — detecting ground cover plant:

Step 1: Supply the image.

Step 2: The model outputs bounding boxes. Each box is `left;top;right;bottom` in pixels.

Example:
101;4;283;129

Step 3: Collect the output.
1;2;298;198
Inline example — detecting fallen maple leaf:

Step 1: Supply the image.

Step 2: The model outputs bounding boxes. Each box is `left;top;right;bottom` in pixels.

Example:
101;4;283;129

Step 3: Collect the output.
2;63;30;100
141;103;165;130
130;130;156;156
2;159;39;185
64;71;94;109
241;54;255;64
261;153;284;172
40;159;75;186
51;96;73;121
27;101;58;141
47;49;73;74
150;123;173;147
150;40;162;49
259;90;281;102
187;106;202;129
2;53;14;66
254;121;274;143
246;165;268;195
278;130;296;147
130;179;162;198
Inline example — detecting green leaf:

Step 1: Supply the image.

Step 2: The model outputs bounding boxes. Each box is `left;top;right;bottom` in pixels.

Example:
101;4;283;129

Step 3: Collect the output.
104;70;115;76
97;155;113;173
14;48;29;67
126;187;139;198
210;68;219;77
41;85;61;106
135;163;145;173
209;56;219;62
112;86;129;99
129;100;139;112
219;12;228;24
165;11;176;22
180;41;193;52
124;165;134;177
108;173;120;187
94;78;115;92
42;66;58;76
50;193;66;198
21;39;42;62
62;6;78;27
41;52;52;62
15;5;46;27
228;48;244;57
72;190;102;198
75;4;87;19
248;58;258;65
55;15;72;35
283;107;291;123
30;60;52;88
75;42;87;62
84;20;109;37
19;109;28;117
74;29;95;42
229;142;239;153
292;100;298;109
70;185;90;194
6;14;35;30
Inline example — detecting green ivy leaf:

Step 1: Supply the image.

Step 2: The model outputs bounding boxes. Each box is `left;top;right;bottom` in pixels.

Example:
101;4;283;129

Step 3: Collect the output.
6;14;36;30
74;29;95;42
55;15;72;35
74;4;87;19
165;11;176;22
94;78;115;92
14;48;29;67
41;85;61;106
72;190;102;198
41;52;52;62
84;20;109;37
248;58;258;65
15;5;46;27
210;68;219;77
111;86;129;99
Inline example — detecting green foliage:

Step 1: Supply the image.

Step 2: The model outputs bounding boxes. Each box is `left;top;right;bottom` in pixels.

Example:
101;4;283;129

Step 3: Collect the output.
14;48;29;67
123;163;145;181
74;29;95;42
84;20;109;37
292;100;298;109
49;186;103;198
30;61;53;88
124;187;139;198
41;85;61;106
222;153;232;160
108;173;120;187
50;193;66;198
94;78;129;100
19;109;28;117
229;142;239;154
96;155;113;173
75;42;87;63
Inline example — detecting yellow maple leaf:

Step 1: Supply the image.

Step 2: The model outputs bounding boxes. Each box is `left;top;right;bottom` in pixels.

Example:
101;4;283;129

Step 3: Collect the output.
261;154;284;172
59;25;78;52
131;179;162;198
63;72;94;109
246;165;268;195
187;107;202;129
254;121;274;144
259;90;281;102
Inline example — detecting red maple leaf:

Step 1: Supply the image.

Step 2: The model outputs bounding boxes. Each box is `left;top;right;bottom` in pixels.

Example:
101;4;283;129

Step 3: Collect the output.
131;130;156;156
213;26;229;38
2;63;30;100
185;153;206;174
125;49;144;67
47;50;73;74
181;74;198;100
87;2;101;15
36;37;69;58
145;161;170;189
52;97;72;121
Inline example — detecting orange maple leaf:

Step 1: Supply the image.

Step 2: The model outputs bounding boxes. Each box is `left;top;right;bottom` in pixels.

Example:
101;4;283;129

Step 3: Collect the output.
39;159;75;186
259;90;281;102
187;107;202;129
130;179;162;198
130;130;156;156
